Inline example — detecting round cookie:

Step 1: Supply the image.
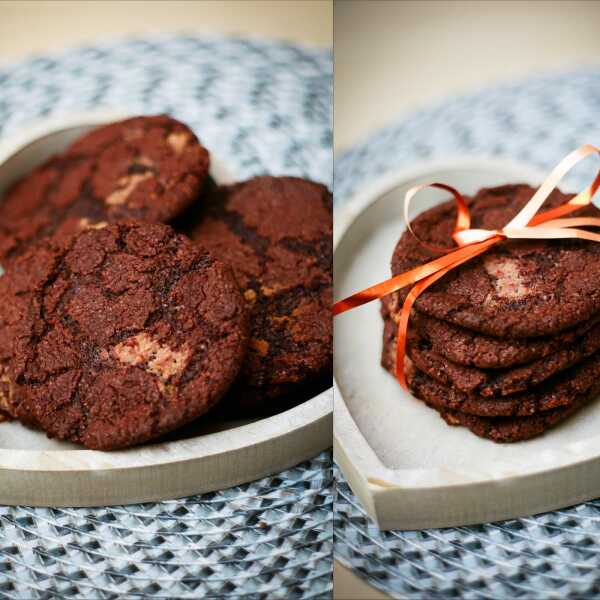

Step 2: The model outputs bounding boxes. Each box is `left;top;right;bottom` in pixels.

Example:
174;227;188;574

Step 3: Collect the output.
406;354;600;419
408;319;600;397
187;176;332;410
381;299;600;369
0;115;210;266
388;184;600;338
5;222;249;450
434;393;595;443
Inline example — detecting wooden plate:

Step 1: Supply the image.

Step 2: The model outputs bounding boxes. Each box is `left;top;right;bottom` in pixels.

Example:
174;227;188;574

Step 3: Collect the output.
0;112;332;506
334;158;600;530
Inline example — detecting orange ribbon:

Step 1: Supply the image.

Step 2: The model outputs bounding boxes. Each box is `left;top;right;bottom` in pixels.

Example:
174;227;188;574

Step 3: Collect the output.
334;144;600;388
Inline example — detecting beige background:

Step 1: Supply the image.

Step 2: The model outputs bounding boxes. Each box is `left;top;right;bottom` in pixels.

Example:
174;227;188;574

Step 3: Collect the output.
0;0;332;60
334;0;600;598
335;0;600;152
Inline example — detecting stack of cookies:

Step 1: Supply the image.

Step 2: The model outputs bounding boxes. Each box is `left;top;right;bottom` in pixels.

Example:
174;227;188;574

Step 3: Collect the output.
0;115;332;449
381;184;600;442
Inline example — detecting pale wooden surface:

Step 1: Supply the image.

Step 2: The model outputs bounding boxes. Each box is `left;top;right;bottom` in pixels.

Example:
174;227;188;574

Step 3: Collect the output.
335;0;600;152
0;0;332;62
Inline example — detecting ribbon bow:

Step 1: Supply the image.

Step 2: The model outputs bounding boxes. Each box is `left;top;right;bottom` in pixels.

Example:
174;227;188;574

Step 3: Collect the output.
333;144;600;388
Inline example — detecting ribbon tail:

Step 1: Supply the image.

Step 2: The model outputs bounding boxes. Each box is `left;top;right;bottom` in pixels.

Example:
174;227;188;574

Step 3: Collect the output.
504;226;600;243
333;237;501;315
395;238;500;388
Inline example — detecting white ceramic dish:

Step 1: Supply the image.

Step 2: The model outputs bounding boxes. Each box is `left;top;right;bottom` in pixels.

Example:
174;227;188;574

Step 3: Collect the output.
0;111;332;506
334;158;600;531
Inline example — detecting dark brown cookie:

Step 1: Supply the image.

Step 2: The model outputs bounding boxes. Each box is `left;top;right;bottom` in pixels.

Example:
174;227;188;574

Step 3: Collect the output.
0;115;210;266
381;300;600;369
407;356;600;419
0;276;25;421
434;393;595;443
408;319;600;397
381;316;600;417
387;184;600;338
4;222;249;450
186;176;332;410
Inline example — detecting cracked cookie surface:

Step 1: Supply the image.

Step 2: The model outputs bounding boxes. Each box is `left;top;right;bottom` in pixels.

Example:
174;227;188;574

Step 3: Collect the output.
186;176;332;410
0;276;26;421
0;115;210;266
4;222;249;450
387;184;600;338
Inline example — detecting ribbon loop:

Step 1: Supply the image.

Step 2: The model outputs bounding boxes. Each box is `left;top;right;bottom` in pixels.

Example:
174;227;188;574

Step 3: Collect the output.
507;144;600;228
404;183;471;253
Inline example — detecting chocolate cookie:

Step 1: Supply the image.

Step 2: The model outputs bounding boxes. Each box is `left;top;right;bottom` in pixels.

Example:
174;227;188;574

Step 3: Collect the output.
382;316;600;418
405;353;600;418
381;300;600;369
0;276;25;421
186;176;332;410
408;318;600;397
387;184;600;338
0;115;210;266
4;222;249;450
434;393;595;442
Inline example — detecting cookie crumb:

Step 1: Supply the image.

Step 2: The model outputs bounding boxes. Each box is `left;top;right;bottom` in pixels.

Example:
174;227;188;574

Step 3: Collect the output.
250;338;270;356
244;289;257;303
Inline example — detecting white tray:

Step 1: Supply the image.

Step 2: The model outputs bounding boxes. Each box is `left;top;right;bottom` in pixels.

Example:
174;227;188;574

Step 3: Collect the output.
334;158;600;531
0;111;332;507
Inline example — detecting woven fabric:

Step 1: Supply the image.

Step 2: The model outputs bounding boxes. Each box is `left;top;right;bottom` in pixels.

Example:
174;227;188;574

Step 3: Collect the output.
0;452;332;599
335;68;600;203
334;67;600;599
0;34;333;599
335;465;600;600
0;34;332;187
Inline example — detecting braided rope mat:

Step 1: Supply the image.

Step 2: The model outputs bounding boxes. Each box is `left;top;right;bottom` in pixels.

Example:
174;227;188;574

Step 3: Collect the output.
334;68;600;599
0;34;333;599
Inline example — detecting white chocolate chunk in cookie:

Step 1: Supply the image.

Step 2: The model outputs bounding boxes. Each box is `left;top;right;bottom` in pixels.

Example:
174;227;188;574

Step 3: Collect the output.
106;172;153;206
79;218;109;230
135;156;155;168
113;333;190;380
167;131;190;154
484;257;530;299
